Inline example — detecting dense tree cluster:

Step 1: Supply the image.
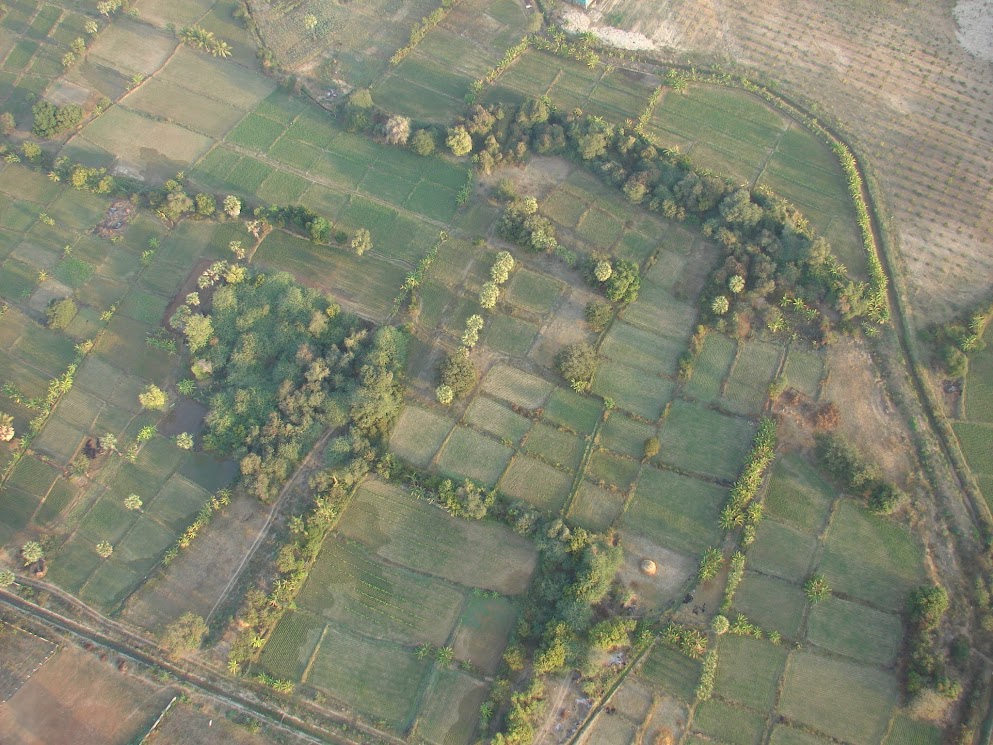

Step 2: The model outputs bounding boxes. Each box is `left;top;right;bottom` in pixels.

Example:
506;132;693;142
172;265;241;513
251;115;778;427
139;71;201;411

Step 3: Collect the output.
188;271;405;501
815;432;906;514
31;101;83;138
905;585;958;698
454;95;885;338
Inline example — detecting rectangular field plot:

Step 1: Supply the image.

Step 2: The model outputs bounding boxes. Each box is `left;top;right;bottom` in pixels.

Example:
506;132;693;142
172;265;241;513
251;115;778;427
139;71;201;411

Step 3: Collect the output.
657;400;755;480
692;698;766;745
953;421;993;476
623;467;724;555
258;609;325;682
500;456;572;513
296;539;463;647
505;268;565;316
483;314;538;357
769;726;833;745
586;451;639;491
452;595;518;675
722;340;783;415
481;364;553;410
733;572;806;639
778;651;897;745
465;396;531;444
600;412;656;459
783;347;824;398
806;597;902;667
307;624;431;730
747;518;818;582
543;387;602;434
124;79;246;138
819;499;926;610
417;669;487;745
78;106;213;171
685;333;736;402
638;644;700;703
437;426;513;485
568;480;626;532
964;345;993;423
523;422;585;471
714;635;787;711
621;282;696;340
764;453;835;532
389;405;454;467
884;716;942;745
601;321;684;377
593;360;674;421
338;480;537;594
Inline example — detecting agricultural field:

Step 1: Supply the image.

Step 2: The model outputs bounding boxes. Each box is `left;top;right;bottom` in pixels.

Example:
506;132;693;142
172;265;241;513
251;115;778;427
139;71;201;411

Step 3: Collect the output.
257;478;533;737
954;321;993;510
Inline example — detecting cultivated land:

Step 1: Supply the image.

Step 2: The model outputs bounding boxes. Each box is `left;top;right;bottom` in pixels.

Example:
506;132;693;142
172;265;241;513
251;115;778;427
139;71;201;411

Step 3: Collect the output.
0;1;987;744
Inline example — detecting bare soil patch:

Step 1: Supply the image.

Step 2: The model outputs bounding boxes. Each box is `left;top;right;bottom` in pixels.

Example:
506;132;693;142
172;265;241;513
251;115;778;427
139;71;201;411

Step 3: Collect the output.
0;645;171;745
616;531;695;612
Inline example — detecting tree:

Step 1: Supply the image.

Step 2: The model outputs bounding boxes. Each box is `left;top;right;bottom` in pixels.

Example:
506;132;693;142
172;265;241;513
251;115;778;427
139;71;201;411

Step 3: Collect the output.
223;195;241;218
446;126;473;157
697;547;723;581
0;112;15;134
351;228;372;256
160;190;193;222
0;569;14;587
439;353;477;398
303;14;317;32
711;615;730;635
804;574;831;603
909;585;949;632
589;617;636;650
174;432;194;450
384;115;410;145
139;384;167;411
585;301;612;332
46;298;77;329
728;275;745;294
124;494;143;511
479;281;499;309
410;128;435;156
0;412;14;442
21;141;41;162
195;193;216;217
20;541;43;566
594;260;613;282
349;89;373;110
643;436;660;459
436;384;454;405
711;295;730;315
161;612;208;657
605;260;640;304
32;101;83;138
491;251;515;284
95;541;113;558
183;314;214;353
556;342;598;389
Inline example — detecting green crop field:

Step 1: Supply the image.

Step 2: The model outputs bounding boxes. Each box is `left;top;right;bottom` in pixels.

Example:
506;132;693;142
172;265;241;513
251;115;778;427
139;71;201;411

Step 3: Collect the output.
657;400;755;480
723;339;783;415
481;364;554;410
805;596;902;666
465;396;532;444
452;594;519;675
586;450;639;491
778;652;898;745
592;359;674;421
437;425;513;485
522;422;585;471
389;405;455;467
568;479;626;531
338;480;537;595
819;499;926;610
417;669;487;745
769;726;834;745
638;644;701;703
692;698;766;745
783;347;825;398
499;456;573;513
747;518;819;582
733;572;807;639
600;412;656;459
257;610;325;682
884;716;942;745
543;387;603;434
623;467;725;555
764;452;836;532
713;635;788;711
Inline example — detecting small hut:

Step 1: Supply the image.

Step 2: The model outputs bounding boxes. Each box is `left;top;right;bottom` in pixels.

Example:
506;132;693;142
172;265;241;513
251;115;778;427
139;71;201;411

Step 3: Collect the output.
568;0;595;8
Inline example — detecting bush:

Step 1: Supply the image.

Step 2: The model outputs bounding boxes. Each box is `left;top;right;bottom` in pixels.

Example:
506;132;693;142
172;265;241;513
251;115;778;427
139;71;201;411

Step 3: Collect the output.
161;612;208;657
556;342;598;389
804;573;831;603
643;436;660;459
138;384;167;411
439;353;477;398
585;300;612;332
46;298;77;329
410;128;435;156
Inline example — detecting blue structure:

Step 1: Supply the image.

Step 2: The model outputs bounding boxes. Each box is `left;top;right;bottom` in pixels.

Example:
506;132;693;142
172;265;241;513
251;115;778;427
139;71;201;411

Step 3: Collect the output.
569;0;594;8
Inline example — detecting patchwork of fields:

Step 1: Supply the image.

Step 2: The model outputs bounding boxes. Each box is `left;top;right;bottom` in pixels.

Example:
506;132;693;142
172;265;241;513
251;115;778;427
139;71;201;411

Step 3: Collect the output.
258;478;532;739
588;449;932;745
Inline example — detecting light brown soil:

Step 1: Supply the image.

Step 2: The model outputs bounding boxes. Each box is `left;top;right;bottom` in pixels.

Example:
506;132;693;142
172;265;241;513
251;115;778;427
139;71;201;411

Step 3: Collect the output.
821;337;914;484
615;532;695;612
0;645;172;745
571;0;993;323
144;694;307;745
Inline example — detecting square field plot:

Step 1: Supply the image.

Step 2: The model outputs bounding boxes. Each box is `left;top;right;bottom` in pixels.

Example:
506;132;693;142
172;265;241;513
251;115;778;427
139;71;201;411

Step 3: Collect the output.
600;412;655;459
733;572;807;639
621;281;696;340
523;422;585;471
714;635;787;711
543;387;602;434
306;624;430;730
657;400;755;480
623;467;724;555
764;453;835;533
417;670;488;745
484;314;538;357
783;347;824;398
692;698;766;745
778;651;897;745
601;322;684;377
505;269;564;315
586;450;639;491
500;456;572;513
722;339;783;415
639;644;701;703
258;610;325;682
437;426;512;486
747;519;818;582
806;597;902;667
819;499;926;610
338;480;537;595
568;480;626;532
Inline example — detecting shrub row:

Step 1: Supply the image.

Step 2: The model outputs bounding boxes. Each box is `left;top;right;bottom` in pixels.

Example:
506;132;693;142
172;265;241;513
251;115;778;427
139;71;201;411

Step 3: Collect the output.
720;417;776;532
389;0;462;66
163;490;231;565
